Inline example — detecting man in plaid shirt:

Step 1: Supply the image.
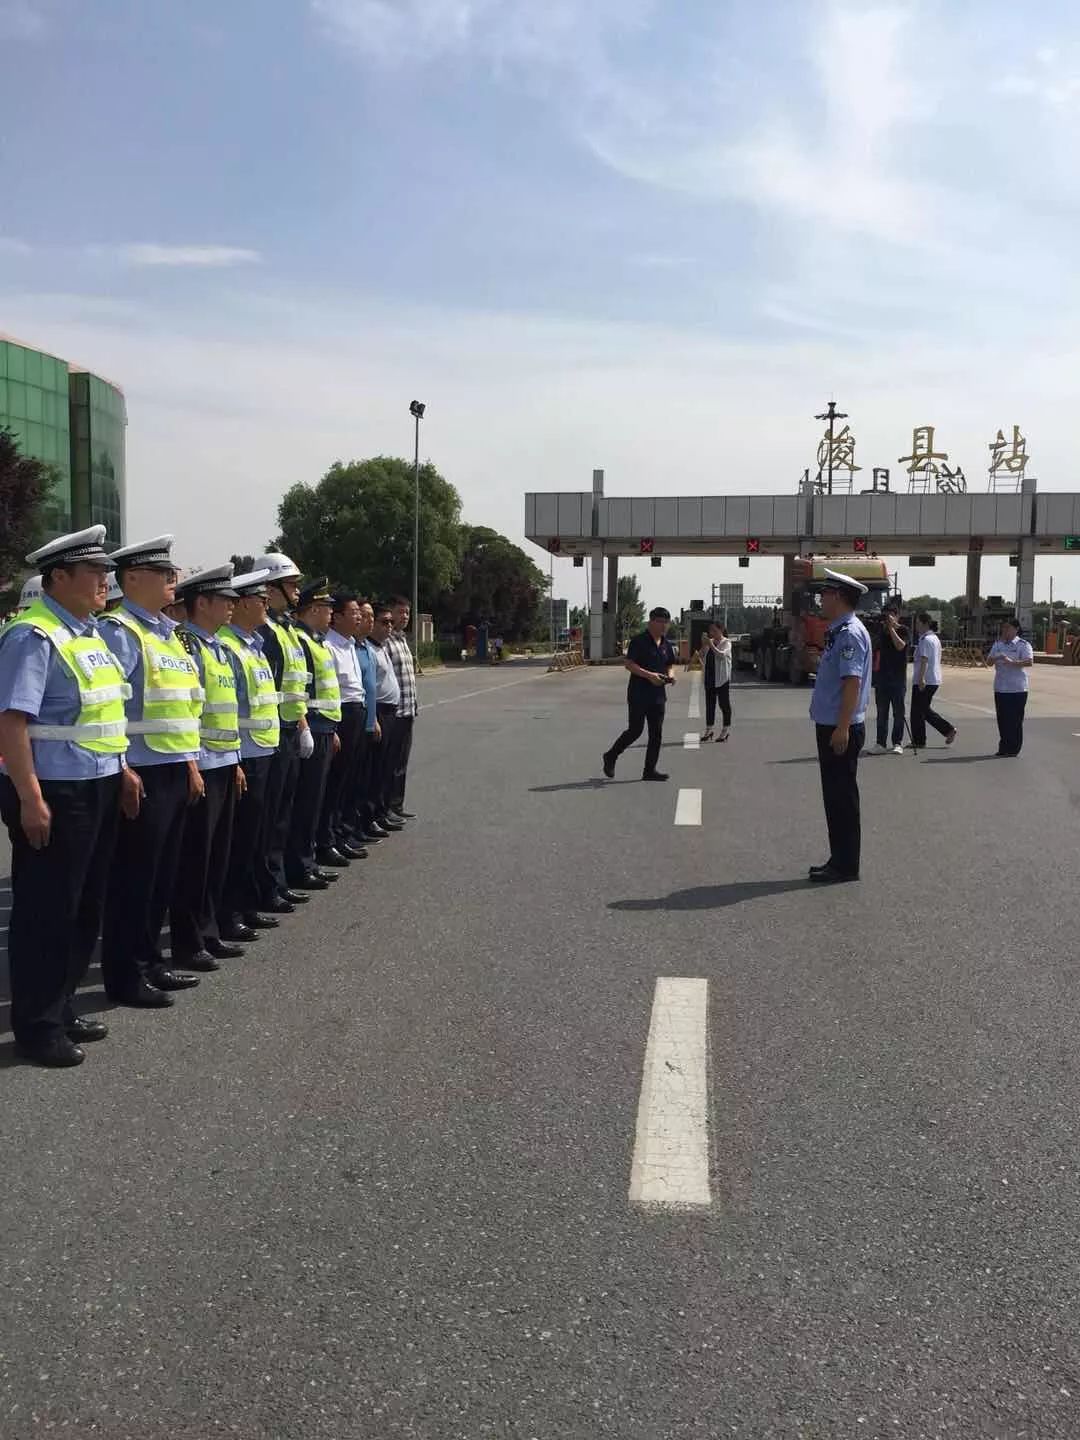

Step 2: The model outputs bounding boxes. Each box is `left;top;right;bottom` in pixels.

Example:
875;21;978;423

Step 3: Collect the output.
385;595;419;819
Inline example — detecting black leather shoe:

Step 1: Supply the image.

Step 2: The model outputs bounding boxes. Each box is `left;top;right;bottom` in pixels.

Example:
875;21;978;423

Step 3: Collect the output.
289;873;329;891
17;1034;85;1067
642;771;669;782
391;807;416;819
313;869;340;883
263;896;296;915
218;922;258;943
65;1017;109;1043
182;950;222;973
359;827;386;842
150;967;201;991
206;938;246;958
109;979;175;1008
808;863;833;878
376;814;405;831
602;753;616;779
808;865;859;885
316;846;350;868
338;842;368;860
241;912;280;930
279;889;310;905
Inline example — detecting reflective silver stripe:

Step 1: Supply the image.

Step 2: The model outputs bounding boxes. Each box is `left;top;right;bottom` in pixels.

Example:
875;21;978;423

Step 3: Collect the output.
238;717;276;731
28;720;127;740
201;702;236;714
125;718;201;735
280;689;308;702
144;686;203;702
201;727;239;741
82;684;129;704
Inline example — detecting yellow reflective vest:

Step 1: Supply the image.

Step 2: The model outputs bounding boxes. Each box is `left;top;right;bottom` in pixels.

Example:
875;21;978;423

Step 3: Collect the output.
6;599;129;754
218;628;281;751
107;609;203;755
297;629;342;723
263;614;309;723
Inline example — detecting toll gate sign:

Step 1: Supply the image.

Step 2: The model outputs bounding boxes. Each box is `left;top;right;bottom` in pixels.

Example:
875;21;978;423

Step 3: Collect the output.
640;537;655;556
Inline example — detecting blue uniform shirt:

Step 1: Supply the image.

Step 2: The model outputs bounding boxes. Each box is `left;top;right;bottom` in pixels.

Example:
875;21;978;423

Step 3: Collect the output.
0;593;124;781
101;599;200;768
223;625;273;761
180;622;240;772
355;638;378;732
810;612;872;726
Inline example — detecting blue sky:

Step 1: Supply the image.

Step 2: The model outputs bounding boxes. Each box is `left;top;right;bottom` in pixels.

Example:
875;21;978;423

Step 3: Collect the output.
2;0;1080;606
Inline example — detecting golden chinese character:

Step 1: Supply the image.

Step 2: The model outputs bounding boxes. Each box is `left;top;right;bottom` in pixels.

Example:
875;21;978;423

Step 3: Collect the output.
899;425;949;477
988;425;1028;476
816;423;861;478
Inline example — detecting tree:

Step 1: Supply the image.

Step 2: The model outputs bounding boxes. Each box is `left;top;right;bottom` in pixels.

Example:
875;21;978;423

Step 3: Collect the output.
435;525;547;640
275;456;461;607
0;427;51;589
229;554;256;575
616;574;645;646
569;605;588;630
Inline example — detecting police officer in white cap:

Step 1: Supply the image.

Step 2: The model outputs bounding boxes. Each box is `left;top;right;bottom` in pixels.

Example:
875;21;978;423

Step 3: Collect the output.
253;551;314;913
170;564;247;972
0;526;136;1065
808;568;872;884
99;536;205;1006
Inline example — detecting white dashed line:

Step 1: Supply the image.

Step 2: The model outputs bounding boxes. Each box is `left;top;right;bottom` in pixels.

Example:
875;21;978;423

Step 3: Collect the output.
683;731;700;750
428;673;550;707
674;788;702;826
687;675;701;720
629;978;712;1210
947;698;996;716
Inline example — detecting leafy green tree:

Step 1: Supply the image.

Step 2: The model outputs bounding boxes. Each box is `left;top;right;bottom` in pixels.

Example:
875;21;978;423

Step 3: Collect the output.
276;456;462;607
616;574;646;645
0;426;51;589
436;525;547;640
569;605;588;630
229;553;256;575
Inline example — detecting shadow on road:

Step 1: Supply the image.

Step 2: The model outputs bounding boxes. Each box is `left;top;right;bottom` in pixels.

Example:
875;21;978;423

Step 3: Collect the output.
920;754;999;764
768;756;816;765
530;778;637;793
610;878;811;911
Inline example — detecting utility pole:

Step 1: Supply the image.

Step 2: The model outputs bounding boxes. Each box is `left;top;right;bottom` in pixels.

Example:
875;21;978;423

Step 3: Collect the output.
409;400;425;664
815;399;848;496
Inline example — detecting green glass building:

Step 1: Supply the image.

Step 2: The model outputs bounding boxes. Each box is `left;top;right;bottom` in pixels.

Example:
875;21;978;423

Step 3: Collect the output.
0;334;127;544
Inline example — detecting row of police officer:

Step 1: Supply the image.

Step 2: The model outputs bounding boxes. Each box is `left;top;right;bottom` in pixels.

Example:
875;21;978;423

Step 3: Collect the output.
0;526;418;1067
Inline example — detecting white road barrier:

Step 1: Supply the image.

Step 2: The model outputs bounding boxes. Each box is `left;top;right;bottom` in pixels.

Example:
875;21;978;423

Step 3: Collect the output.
629;978;712;1210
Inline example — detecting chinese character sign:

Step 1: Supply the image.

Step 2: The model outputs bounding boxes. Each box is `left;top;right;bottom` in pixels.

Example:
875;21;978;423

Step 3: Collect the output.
988;425;1029;478
898;425;966;493
816;423;861;481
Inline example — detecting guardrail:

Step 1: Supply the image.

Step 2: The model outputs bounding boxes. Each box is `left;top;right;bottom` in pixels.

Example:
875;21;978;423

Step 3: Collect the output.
547;646;586;674
941;644;988;667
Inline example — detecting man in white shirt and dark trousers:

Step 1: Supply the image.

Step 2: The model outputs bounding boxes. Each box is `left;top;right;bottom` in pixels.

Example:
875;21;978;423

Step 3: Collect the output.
367;605;404;832
910;611;957;750
385;595;418;820
319;593;368;860
987;617;1034;756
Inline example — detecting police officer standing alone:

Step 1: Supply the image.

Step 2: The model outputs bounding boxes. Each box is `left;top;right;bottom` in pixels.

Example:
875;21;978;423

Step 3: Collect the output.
170;565;247;972
100;536;205;1006
0;527;134;1065
808;570;872;885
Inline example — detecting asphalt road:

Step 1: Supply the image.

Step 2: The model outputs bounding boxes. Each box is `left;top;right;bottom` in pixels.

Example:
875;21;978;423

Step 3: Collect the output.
3;657;1080;1438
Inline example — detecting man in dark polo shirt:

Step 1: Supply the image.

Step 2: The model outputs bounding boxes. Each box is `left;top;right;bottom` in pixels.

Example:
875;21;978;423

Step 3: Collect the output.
601;607;677;782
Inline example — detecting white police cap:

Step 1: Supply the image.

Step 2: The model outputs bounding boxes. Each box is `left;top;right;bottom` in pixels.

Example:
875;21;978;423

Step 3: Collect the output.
109;534;176;569
823;568;869;596
175;563;239;600
18;574;42;609
26;524;113;569
230;567;273;598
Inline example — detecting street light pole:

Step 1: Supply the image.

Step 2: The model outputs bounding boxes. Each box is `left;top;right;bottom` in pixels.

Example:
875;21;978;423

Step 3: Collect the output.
409;400;425;665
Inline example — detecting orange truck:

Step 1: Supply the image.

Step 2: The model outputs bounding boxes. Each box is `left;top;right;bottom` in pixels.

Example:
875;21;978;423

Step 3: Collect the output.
733;555;892;683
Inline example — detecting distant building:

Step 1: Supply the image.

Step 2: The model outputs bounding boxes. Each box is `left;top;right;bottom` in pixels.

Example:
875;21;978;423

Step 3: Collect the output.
0;334;127;543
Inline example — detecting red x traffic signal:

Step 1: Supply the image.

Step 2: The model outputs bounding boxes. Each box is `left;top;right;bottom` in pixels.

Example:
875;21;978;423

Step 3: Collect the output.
746;537;761;555
853;536;868;554
639;537;654;555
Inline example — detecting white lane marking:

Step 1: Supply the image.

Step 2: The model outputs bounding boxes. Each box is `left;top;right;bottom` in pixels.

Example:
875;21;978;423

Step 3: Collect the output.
683;731;700;750
687;675;701;720
948;698;996;716
429;673;551;707
674;787;702;826
629;978;712;1210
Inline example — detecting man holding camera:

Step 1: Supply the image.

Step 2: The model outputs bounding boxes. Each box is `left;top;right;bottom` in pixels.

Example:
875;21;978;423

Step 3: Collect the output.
872;600;908;754
602;607;677;782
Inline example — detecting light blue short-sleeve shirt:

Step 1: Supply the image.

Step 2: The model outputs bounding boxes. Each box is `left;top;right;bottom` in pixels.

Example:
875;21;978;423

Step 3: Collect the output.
988;637;1034;693
0;594;124;781
810;613;872;726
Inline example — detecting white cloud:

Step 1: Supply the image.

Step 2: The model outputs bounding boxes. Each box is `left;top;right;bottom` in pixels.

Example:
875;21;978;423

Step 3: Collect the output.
0;236;31;255
0;0;49;39
113;244;263;269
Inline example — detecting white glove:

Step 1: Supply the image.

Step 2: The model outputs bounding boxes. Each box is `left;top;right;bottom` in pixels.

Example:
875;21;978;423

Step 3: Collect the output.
298;727;315;760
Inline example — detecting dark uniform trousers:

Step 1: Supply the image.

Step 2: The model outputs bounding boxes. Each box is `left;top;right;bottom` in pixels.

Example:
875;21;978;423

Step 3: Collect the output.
995;691;1027;756
909;685;952;748
102;761;190;995
319;702;365;850
170;763;237;961
369;703;398;819
286;731;335;882
607;701;665;775
221;754;273;923
259;722;301;905
1;772;121;1043
390;714;414;810
815;722;865;878
343;728;373;835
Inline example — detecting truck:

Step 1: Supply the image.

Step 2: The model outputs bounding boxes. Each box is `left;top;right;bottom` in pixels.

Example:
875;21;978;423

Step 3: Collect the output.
731;555;893;683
